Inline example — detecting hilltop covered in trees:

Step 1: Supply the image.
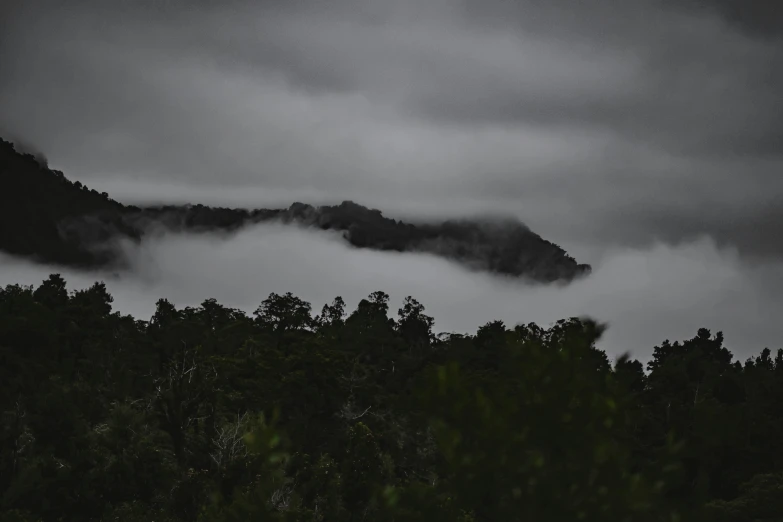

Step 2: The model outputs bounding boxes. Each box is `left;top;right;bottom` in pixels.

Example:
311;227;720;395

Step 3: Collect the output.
2;275;782;521
0;137;589;283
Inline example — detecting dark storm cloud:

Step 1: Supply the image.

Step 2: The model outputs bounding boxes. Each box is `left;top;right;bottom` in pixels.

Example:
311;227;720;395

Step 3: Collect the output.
1;0;782;261
671;0;783;38
403;0;783;160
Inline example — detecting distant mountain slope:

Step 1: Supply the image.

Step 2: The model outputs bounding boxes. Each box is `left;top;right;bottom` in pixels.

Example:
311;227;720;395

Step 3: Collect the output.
0;138;591;282
0;138;142;267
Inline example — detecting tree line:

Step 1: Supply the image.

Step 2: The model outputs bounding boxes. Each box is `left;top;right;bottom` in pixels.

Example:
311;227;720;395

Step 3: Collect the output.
1;275;781;521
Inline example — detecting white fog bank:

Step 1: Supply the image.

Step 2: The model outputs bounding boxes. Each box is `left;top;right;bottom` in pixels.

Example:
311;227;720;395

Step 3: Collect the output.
1;223;780;363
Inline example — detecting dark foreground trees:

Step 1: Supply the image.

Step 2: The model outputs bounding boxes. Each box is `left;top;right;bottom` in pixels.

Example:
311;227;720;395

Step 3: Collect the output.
1;275;781;521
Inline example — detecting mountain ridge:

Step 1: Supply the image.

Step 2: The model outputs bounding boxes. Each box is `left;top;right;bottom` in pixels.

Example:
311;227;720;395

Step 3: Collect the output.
0;137;591;283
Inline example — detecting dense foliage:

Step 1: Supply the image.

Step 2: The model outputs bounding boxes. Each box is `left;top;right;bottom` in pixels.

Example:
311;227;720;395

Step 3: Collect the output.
1;138;589;282
1;275;782;521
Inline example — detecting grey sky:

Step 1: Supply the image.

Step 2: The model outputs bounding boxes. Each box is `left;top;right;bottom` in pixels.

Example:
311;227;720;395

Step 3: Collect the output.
2;0;782;260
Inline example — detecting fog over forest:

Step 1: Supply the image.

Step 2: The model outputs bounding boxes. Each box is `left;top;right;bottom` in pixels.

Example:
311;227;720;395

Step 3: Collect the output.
2;223;781;363
4;1;783;521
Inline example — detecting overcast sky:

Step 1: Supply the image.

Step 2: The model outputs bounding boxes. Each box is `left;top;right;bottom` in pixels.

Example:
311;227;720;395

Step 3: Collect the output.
1;0;782;359
2;0;782;255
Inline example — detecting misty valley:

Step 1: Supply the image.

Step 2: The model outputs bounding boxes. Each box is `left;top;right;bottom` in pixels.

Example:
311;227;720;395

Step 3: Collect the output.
2;138;783;522
2;0;783;518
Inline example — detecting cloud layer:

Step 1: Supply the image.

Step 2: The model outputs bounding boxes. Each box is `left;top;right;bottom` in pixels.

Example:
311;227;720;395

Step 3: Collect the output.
1;225;780;363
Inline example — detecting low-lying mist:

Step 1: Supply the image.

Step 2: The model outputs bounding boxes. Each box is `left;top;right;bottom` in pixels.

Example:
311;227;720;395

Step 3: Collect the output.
1;223;780;363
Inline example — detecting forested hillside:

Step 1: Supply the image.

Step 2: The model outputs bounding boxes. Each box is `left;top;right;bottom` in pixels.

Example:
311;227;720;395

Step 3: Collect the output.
0;138;589;282
0;139;140;268
1;275;781;521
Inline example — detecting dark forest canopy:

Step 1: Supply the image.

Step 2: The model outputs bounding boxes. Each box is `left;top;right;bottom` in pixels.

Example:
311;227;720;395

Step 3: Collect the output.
2;275;783;521
0;137;590;283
